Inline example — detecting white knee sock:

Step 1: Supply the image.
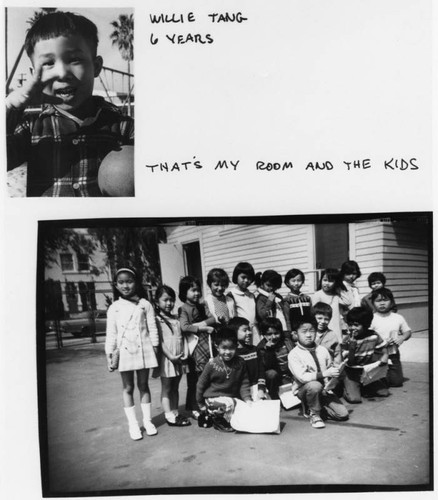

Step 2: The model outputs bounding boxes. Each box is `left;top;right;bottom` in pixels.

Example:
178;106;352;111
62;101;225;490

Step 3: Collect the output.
141;402;158;435
124;406;139;426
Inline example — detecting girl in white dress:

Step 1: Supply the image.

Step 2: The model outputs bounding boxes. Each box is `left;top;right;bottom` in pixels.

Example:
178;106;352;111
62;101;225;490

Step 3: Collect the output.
105;267;159;440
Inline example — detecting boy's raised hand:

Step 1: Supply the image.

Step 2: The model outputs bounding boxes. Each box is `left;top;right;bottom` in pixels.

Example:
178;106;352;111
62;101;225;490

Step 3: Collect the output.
6;63;62;110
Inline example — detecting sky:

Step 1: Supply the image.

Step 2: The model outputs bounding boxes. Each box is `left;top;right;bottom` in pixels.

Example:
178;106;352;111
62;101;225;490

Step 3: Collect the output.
5;7;134;94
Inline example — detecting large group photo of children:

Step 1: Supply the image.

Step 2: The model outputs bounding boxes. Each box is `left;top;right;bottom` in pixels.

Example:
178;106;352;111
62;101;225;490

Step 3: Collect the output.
105;258;412;438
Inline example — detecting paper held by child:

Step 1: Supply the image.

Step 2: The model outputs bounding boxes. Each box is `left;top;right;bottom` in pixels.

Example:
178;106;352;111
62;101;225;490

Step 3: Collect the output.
278;383;301;410
324;360;348;392
360;361;388;386
230;399;281;434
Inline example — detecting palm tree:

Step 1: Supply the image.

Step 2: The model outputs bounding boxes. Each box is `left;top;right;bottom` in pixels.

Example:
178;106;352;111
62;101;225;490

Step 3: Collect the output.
109;14;134;116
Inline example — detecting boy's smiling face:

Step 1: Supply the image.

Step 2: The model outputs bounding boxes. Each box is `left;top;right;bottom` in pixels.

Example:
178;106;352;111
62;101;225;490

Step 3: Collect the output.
32;34;102;114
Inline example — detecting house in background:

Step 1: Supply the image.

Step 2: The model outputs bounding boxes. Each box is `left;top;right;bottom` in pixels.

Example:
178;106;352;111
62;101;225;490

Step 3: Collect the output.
44;233;113;316
159;217;430;334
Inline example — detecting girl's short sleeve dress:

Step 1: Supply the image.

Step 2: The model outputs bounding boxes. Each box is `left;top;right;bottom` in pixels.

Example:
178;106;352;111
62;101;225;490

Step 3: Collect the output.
156;315;188;378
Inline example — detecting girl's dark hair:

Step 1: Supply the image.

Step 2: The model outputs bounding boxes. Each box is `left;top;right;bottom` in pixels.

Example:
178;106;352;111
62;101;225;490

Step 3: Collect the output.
154;285;176;327
254;270;282;289
178;276;201;302
368;272;386;287
284;268;305;285
346;307;373;329
311;302;333;319
340;260;361;279
259;317;283;336
25;11;99;58
317;268;339;290
227;316;250;334
113;266;148;300
207;268;230;287
214;326;238;347
371;287;395;305
155;284;176;302
232;262;255;284
335;260;362;291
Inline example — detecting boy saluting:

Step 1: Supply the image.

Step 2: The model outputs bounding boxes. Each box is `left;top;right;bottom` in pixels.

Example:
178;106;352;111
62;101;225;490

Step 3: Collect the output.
6;11;134;197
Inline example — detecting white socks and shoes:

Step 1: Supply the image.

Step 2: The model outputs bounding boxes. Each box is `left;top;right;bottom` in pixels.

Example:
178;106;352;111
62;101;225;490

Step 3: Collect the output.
124;406;143;440
141;402;158;436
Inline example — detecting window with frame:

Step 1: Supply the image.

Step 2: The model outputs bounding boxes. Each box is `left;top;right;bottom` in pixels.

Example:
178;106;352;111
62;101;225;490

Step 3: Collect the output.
60;253;74;272
77;253;89;272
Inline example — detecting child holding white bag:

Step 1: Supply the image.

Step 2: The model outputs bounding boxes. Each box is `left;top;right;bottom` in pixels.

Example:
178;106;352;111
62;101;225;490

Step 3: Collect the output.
105;267;159;440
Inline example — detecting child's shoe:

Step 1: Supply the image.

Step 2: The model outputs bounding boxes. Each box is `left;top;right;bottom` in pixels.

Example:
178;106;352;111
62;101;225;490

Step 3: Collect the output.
309;413;325;429
143;420;158;436
128;425;143;440
141;402;158;436
212;415;235;433
198;411;213;428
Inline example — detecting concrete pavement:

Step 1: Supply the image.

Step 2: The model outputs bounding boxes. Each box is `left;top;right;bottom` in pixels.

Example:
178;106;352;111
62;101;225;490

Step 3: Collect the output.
43;339;431;495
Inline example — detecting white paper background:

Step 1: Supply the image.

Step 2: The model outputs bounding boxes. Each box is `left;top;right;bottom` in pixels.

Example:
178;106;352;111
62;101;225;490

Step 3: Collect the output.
0;0;436;499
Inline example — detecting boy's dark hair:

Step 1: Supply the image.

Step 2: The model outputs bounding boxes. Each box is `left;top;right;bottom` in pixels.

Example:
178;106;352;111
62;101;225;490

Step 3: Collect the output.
368;272;386;287
371;287;395;305
113;266;147;300
317;268;338;290
259;317;283;336
311;302;333;319
227;316;250;335
292;315;318;332
232;262;255;284
207;268;230;287
254;269;282;289
214;326;238;347
178;276;201;302
25;11;99;58
346;307;373;329
284;268;305;285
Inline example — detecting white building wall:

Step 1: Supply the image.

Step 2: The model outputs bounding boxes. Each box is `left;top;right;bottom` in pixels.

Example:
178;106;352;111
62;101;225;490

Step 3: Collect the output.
165;224;316;295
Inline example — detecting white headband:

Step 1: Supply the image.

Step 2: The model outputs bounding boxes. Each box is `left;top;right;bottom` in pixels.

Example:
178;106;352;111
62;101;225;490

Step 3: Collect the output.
115;268;136;277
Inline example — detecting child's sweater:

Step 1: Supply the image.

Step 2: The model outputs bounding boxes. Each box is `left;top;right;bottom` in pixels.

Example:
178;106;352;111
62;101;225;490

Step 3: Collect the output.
288;343;332;394
284;292;311;328
341;330;386;367
196;355;251;407
257;337;295;379
237;344;266;390
255;289;290;332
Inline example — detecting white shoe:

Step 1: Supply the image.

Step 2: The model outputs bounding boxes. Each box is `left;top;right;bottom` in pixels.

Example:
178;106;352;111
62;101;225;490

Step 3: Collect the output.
144;420;158;436
310;414;325;429
128;425;143;440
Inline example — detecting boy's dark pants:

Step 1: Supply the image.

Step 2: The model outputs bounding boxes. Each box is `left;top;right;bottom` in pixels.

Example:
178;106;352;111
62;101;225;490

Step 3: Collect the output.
298;381;348;420
387;352;404;387
343;366;389;403
185;357;199;411
265;369;293;399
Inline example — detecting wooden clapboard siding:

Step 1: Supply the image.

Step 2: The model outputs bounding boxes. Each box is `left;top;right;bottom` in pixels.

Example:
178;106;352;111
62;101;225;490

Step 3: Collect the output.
351;221;429;305
166;224;314;295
